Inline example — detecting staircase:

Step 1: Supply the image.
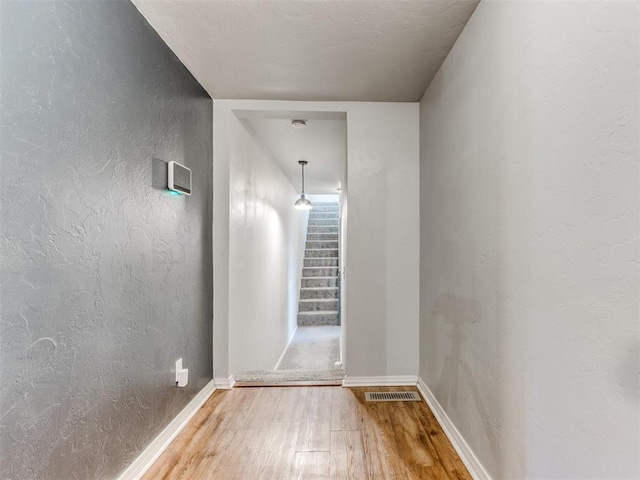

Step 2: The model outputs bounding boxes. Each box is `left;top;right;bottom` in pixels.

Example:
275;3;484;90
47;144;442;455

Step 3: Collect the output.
297;202;340;326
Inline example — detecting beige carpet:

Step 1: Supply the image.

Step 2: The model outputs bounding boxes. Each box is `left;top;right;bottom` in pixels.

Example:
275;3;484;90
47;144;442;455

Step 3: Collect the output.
235;326;344;385
277;326;341;370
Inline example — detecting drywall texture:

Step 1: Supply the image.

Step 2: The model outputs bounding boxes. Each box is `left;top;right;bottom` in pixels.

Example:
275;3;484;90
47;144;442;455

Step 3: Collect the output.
420;1;639;478
0;2;213;479
213;100;420;379
228;115;306;373
345;103;420;377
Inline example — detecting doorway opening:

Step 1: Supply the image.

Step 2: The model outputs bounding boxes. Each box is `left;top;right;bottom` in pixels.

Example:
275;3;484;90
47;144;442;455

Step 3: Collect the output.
271;193;343;383
229;110;347;386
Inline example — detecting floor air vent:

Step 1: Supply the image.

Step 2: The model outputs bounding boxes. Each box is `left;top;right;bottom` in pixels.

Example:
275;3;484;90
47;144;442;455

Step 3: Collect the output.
365;391;421;402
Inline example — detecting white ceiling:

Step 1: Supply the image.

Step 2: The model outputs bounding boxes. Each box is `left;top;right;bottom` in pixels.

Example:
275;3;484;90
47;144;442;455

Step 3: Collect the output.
238;111;346;195
132;0;479;102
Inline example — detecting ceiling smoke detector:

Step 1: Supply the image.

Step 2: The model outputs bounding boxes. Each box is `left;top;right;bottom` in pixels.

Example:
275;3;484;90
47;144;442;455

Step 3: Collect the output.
291;119;307;129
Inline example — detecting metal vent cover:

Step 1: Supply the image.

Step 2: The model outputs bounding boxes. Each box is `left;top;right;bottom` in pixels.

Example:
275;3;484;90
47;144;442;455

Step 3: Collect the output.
365;391;421;402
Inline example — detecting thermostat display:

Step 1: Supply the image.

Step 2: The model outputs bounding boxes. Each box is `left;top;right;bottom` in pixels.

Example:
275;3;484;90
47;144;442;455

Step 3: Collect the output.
168;161;191;195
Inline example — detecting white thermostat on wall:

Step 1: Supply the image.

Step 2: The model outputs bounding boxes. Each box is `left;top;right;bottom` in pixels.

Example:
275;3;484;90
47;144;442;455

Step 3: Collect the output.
168;161;192;195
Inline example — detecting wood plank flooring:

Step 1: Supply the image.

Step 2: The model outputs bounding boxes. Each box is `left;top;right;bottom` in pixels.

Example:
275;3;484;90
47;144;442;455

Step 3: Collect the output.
143;386;471;480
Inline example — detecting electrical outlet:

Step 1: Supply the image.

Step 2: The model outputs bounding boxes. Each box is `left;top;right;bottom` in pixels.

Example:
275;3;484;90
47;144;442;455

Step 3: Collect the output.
175;358;188;387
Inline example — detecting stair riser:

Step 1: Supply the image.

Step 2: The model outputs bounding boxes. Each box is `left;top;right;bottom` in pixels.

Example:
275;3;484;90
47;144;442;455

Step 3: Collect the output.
305;249;338;258
297;312;339;326
308;227;338;234
300;288;338;299
306;241;338;249
308;219;339;226
310;210;339;216
307;233;338;241
302;277;337;288
309;213;339;219
298;300;338;312
304;258;338;267
303;267;338;277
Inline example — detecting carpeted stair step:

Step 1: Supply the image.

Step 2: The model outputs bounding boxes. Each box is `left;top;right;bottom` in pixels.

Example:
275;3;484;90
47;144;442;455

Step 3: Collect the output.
308;226;338;234
303;266;339;277
305;248;339;258
312;202;339;207
302;276;338;288
297;310;339;326
300;287;338;299
306;240;339;249
304;257;339;267
309;209;338;215
308;219;339;226
307;233;338;241
310;210;337;215
309;212;339;219
298;298;338;312
234;368;344;385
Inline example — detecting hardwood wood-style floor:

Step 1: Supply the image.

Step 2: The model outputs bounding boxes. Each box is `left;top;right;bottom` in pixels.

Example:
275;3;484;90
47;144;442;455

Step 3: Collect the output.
143;386;472;480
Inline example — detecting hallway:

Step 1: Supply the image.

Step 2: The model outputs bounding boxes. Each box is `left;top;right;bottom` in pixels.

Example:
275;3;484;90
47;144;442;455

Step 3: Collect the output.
143;386;471;480
2;1;638;479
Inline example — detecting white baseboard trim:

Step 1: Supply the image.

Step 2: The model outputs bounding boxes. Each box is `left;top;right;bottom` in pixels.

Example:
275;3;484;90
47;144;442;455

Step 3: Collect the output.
214;374;235;389
117;379;216;480
274;325;298;370
416;378;492;480
342;375;418;387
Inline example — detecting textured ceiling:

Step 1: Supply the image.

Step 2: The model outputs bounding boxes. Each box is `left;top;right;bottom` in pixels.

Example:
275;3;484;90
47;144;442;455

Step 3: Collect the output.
240;112;346;195
132;0;479;102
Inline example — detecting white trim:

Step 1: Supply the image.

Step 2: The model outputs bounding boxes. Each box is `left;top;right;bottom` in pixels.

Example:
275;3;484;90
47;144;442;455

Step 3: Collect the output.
214;374;236;390
117;379;216;480
341;375;418;387
273;325;298;370
416;378;492;480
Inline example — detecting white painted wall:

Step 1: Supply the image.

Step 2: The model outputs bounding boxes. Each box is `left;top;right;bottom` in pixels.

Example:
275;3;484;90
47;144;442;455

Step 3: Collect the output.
419;1;639;478
345;103;420;377
212;104;230;383
226;115;306;374
339;168;348;367
213;100;420;379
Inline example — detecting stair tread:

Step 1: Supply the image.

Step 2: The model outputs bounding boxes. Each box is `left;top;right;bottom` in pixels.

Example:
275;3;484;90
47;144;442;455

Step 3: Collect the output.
297;310;339;315
301;287;338;290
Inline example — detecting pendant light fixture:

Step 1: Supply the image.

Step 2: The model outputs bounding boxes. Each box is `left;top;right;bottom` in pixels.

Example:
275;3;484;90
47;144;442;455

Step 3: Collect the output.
294;160;312;210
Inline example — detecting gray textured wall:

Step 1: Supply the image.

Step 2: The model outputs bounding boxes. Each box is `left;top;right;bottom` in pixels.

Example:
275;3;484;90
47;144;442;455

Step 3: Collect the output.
0;1;213;479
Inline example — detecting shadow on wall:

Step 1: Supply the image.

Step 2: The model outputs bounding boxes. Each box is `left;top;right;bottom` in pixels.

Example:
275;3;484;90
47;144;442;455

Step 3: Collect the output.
431;292;502;471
